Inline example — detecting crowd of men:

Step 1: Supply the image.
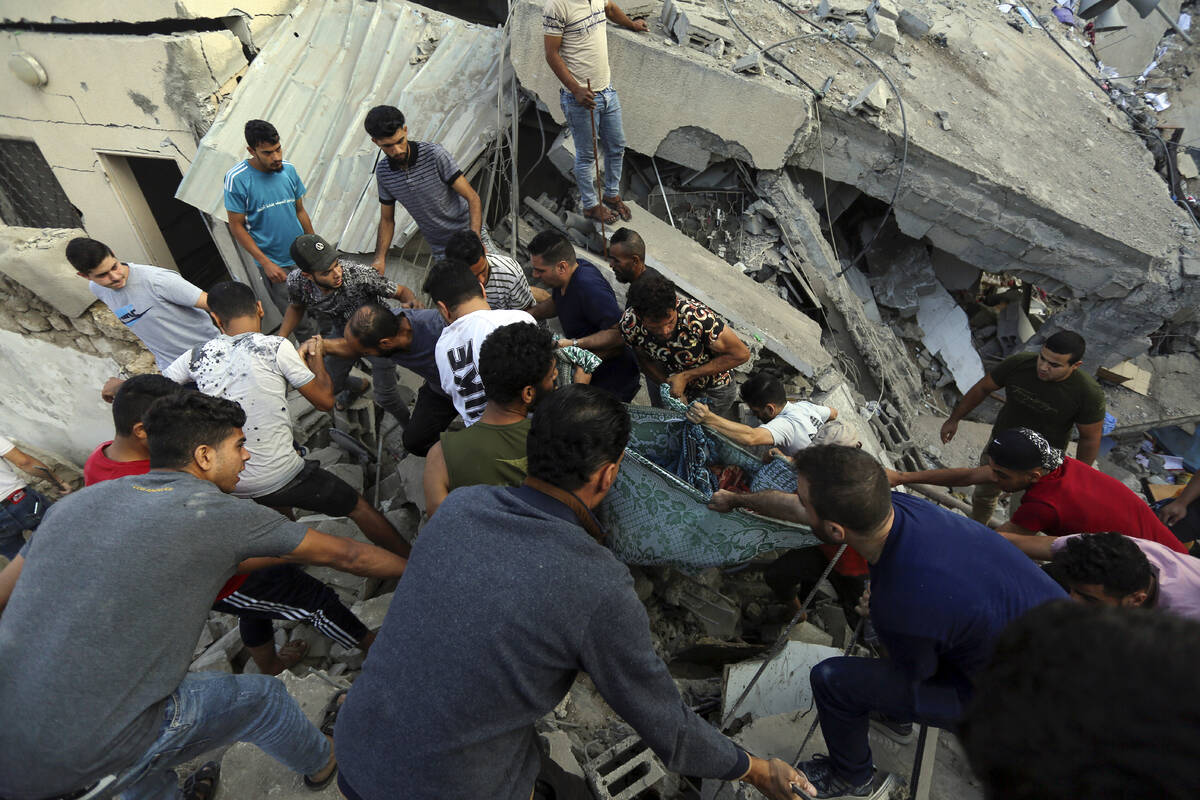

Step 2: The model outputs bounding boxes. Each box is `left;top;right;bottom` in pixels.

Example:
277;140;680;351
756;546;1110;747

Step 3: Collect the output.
1;3;1198;798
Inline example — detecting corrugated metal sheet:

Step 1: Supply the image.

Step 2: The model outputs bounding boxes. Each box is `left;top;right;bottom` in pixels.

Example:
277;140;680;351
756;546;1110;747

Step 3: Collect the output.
176;0;506;253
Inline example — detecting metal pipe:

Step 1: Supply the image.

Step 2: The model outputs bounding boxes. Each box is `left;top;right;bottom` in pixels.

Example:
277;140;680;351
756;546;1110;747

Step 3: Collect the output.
1154;5;1195;45
651;156;676;229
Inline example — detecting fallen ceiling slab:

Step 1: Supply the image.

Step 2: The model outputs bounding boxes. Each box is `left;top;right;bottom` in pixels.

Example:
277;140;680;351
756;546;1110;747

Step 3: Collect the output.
176;0;505;253
620;199;832;378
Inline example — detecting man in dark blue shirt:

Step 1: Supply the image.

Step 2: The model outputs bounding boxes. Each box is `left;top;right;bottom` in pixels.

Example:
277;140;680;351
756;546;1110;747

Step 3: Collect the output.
526;230;640;401
789;445;1065;798
315;302;451;456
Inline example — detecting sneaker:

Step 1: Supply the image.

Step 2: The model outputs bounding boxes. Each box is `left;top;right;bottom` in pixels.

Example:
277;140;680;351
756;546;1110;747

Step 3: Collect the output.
796;754;873;798
869;713;916;745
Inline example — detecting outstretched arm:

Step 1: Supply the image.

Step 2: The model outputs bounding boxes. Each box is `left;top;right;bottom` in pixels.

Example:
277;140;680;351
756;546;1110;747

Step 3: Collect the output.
709;489;807;523
687;402;773;448
2;447;71;493
940;373;1001;443
423;442;451;518
282;529;407;578
887;464;995;488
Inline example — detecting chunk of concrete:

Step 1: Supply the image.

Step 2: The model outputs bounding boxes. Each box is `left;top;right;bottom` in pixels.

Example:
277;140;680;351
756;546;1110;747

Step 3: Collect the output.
869;0;900;20
721;640;841;720
916;286;986;394
350;591;395;630
868;15;899;54
214;672;345;800
0;226;96;318
325;462;364;494
849;79;889;114
897;8;931;36
732;50;763;74
547;129;577;179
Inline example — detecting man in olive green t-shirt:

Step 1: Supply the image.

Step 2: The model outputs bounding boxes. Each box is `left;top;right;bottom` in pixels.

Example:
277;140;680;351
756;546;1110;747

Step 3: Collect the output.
941;330;1106;523
423;322;561;517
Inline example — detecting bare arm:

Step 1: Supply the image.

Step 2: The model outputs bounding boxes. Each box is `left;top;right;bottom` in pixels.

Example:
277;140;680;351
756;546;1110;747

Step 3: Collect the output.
276;304;307;340
295;197;315;235
306;336;358;360
423;442;451;518
281;529;407;578
1000;531;1056;561
687;401;774;447
393;284;420;308
678;327;750;384
888;465;995;488
3;447;70;493
941;373;1001;443
194;292;210;311
527;296;557;321
826;406;839;421
708;489;808;523
449;175;482;236
372;202;396;274
229;212;287;283
295;337;335;412
605;1;650;31
1074;420;1102;467
560;326;623;353
544;35;593;107
235;556;289;573
1160;476;1200;526
998;520;1039;536
0;554;23;615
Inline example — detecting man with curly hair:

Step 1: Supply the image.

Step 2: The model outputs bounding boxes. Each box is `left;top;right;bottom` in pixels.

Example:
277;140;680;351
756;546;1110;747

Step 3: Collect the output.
423;323;560;517
619;273;749;416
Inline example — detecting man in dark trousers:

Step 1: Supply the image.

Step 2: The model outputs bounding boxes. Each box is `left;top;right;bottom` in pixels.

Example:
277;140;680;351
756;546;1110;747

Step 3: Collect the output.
334;385;812;800
0;392;407;800
527;229;640;401
790;445;1065;798
939;329;1106;522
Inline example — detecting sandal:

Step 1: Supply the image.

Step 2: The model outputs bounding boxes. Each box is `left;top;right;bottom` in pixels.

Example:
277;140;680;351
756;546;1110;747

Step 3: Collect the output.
182;761;220;800
603;195;633;221
583;204;618;225
303;689;348;791
277;639;309;669
335;376;370;411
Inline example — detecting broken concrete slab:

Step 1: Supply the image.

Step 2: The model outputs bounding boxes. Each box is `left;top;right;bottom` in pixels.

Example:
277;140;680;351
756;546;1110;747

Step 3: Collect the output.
930;249;980;292
0;226;95;318
896;8;932;36
732;50;763;75
916;286;986;394
849;79;889;114
350;591;395;630
868;15;899;54
612;200;832;378
214;671;344;800
721;640;841;721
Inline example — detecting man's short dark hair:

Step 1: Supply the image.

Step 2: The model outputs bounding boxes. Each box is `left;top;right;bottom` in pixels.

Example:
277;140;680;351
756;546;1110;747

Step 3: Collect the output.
961;601;1200;799
479;323;555;405
527;384;630;491
423;260;483;310
609;227;645;258
244;119;280;149
740;370;786;408
1043;330;1086;364
792;445;892;532
112;375;182;437
627;273;678;320
1051;532;1153;598
443;230;485;265
143;391;246;469
528;229;576;266
364;105;405;138
66;237;113;274
206;281;259;324
347;302;400;349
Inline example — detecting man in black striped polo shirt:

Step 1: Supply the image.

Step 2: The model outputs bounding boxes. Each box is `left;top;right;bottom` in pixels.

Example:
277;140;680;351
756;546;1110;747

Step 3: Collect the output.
364;105;490;268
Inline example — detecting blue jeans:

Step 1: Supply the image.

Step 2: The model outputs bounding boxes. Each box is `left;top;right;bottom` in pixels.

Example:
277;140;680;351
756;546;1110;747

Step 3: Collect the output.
810;657;969;785
560;87;626;209
0;487;46;559
101;672;329;800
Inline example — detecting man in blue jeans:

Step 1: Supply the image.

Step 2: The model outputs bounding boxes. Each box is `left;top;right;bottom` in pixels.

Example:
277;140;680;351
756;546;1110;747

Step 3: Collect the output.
0;392;407;799
788;445;1065;798
543;0;647;224
0;435;71;560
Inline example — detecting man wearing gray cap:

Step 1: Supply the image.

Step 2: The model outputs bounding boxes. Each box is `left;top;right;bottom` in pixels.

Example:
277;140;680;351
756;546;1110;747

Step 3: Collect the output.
280;233;419;419
889;427;1188;555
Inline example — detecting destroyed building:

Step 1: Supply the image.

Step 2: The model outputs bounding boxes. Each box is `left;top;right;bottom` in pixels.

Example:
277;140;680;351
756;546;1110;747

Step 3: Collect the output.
3;0;1200;796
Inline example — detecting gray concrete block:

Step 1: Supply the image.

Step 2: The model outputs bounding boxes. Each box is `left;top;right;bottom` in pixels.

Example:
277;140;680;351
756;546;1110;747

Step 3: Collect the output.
732;50;763;74
849;79;889;114
897;9;931;36
869;15;899;54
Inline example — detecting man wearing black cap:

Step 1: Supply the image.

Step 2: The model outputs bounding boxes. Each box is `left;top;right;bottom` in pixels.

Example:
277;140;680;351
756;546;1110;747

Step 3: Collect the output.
889;427;1188;555
939;330;1106;523
279;233;419;419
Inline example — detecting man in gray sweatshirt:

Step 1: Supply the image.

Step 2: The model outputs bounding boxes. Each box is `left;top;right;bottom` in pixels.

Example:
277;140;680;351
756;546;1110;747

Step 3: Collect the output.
334;384;811;799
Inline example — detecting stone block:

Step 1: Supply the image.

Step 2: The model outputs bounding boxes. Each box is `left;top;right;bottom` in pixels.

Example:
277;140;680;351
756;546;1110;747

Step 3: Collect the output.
547;129;577;180
869;0;900;20
848;79;889;114
214;672;345;800
15;311;51;332
897;9;931;37
350;591;395;630
0;226;96;318
868;15;899;54
732;50;763;74
48;314;71;331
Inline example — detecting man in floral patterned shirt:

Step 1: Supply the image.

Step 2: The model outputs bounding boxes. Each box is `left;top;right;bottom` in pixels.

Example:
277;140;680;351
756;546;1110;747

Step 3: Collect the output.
278;233;419;419
619;273;749;417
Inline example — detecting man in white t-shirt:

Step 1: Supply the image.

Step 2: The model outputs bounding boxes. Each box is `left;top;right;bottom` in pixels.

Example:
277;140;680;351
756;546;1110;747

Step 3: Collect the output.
0;437;71;560
165;282;409;556
686;370;836;458
424;260;537;425
67;237;219;371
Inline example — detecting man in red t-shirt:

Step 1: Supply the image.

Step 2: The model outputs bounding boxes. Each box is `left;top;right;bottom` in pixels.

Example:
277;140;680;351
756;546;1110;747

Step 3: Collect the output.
889;428;1188;555
87;376;376;674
